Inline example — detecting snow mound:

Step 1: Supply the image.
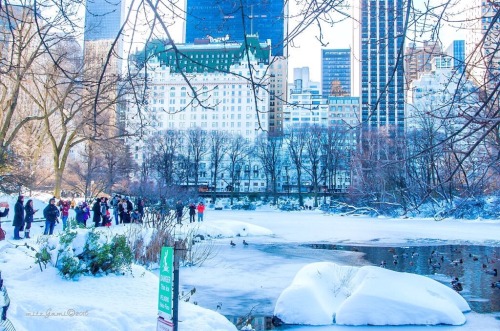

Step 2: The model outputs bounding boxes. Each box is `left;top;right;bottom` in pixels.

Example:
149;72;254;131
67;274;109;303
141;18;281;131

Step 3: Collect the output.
180;301;237;331
274;262;470;326
191;220;273;238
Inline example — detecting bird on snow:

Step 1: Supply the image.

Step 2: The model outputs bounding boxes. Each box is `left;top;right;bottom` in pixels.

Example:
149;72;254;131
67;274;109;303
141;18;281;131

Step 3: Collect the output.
485;268;498;277
243;240;249;246
230;240;236;247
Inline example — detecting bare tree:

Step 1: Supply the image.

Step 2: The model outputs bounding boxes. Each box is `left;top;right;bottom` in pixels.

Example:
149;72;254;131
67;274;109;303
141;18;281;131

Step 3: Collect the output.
285;126;308;207
225;134;249;204
185;127;208;188
303;124;325;207
208;130;228;203
255;132;283;204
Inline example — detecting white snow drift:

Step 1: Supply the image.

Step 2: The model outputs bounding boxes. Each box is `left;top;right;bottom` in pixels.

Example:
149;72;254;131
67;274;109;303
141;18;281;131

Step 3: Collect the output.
274;262;470;326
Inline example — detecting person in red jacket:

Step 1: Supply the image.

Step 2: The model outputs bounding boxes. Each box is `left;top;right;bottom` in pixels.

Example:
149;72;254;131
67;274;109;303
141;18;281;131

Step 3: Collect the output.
197;202;205;222
59;200;70;231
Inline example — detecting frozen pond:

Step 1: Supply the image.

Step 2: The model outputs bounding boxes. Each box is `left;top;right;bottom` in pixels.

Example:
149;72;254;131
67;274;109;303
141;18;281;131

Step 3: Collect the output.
181;241;500;330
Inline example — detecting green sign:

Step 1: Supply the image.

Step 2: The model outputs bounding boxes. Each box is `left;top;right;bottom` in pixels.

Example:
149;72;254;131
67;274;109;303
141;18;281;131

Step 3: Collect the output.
158;246;173;318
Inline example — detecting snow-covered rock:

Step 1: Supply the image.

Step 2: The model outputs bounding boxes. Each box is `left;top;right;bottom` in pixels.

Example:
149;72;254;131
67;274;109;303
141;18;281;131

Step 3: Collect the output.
274;262;470;326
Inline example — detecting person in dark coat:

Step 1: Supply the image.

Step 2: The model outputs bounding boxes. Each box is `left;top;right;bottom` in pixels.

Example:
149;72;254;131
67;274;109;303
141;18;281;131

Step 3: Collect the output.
43;198;60;235
74;202;86;226
92;198;101;227
24;199;37;239
188;203;196;223
12;195;24;240
100;197;109;226
175;200;183;224
137;199;145;223
118;199;126;224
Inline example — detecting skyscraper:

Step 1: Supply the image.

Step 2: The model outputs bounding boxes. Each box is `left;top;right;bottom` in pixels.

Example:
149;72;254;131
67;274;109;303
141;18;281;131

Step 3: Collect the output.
83;0;125;137
84;0;124;41
358;0;405;132
404;41;442;86
185;0;286;56
445;40;465;75
321;49;351;97
466;0;499;90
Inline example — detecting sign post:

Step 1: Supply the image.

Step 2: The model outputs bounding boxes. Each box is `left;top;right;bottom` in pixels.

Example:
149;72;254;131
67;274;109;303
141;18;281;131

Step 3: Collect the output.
157;246;173;331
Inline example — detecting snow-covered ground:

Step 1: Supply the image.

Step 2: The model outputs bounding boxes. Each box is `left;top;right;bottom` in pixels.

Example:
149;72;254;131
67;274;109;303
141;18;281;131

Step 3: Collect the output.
0;194;499;330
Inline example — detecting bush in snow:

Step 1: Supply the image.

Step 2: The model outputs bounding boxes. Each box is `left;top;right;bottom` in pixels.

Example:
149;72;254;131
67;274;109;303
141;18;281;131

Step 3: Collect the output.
37;229;134;280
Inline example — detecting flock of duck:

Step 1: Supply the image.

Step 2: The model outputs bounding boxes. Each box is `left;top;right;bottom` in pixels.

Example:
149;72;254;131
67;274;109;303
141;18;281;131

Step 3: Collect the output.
377;247;500;292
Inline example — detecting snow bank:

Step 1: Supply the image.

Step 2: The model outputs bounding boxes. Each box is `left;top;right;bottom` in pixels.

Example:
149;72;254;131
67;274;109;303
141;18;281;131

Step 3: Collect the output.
180;219;273;239
274;262;470;326
0;230;237;331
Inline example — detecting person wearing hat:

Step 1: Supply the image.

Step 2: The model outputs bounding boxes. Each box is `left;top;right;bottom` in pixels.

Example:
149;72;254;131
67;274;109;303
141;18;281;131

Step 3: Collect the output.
23;199;37;239
43;198;60;235
12;195;24;240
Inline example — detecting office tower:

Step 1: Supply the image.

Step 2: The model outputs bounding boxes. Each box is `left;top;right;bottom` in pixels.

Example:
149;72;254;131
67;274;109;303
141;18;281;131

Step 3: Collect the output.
268;57;288;134
358;0;405;132
83;0;125;137
84;0;124;41
83;0;124;73
445;40;465;75
292;67;311;93
466;0;499;90
321;49;351;97
185;0;287;56
404;41;442;86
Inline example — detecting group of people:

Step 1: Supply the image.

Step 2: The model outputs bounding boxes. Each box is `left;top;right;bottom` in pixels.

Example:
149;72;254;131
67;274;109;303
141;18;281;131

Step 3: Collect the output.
176;200;205;224
0;194;209;239
0;195;63;239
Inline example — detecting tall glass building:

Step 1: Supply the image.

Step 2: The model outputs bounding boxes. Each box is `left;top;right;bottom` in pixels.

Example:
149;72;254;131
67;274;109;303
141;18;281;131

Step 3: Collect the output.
185;0;286;56
446;40;465;75
360;0;405;132
321;49;351;97
84;0;123;41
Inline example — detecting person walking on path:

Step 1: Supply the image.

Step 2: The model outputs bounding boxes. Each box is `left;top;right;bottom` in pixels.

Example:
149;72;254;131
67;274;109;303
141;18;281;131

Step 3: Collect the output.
197;202;205;222
43;198;60;235
175;200;184;225
23;199;37;239
12;196;24;240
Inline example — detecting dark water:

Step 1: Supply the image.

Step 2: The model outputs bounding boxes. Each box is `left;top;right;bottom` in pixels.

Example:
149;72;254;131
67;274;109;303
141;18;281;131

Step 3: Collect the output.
227;243;500;330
